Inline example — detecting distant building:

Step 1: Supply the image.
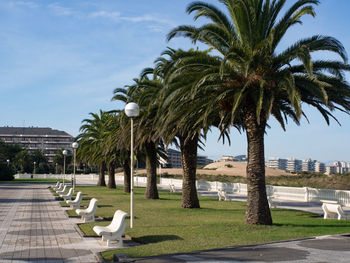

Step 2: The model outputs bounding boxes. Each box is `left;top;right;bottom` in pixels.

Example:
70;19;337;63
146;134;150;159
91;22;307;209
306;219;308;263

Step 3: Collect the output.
302;158;316;172
325;166;337;175
220;156;237;162
197;155;213;166
315;162;326;173
331;161;349;174
164;148;212;168
268;157;287;170
0;126;73;163
286;158;302;172
234;155;247;161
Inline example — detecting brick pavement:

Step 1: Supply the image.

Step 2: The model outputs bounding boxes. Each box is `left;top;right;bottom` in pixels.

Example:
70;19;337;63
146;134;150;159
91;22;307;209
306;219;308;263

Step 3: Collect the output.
0;184;103;263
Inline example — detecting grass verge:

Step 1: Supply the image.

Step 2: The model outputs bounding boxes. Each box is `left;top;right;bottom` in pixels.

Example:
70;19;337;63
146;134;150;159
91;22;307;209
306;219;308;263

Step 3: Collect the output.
73;186;350;262
0;178;61;184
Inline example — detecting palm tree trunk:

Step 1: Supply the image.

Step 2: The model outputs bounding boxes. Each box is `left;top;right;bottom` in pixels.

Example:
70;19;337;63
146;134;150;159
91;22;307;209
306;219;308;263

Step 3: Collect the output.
123;159;131;193
180;134;200;208
144;141;159;199
97;162;106;186
244;106;272;225
107;163;116;189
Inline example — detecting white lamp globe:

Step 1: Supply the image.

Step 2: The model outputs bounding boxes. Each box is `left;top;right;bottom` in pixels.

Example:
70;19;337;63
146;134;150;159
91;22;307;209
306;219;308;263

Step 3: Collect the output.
125;102;140;118
62;150;68;156
72;142;79;149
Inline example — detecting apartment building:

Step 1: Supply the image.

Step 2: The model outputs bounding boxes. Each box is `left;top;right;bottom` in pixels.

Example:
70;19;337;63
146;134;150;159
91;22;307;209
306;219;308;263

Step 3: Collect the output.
164;148;213;168
315;162;326;173
0;127;73;163
267;157;287;170
302;158;316;172
286;158;302;172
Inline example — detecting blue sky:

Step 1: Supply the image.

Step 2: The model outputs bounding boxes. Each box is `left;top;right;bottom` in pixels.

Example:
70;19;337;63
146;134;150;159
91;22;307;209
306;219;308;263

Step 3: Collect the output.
1;0;350;163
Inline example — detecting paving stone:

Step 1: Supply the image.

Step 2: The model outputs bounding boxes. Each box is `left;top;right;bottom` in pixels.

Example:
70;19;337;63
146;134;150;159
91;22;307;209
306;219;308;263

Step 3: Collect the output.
0;184;103;262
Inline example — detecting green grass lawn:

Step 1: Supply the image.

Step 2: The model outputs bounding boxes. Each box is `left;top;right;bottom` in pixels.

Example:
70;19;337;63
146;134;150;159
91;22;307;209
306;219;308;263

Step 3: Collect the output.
66;186;350;262
0;178;61;184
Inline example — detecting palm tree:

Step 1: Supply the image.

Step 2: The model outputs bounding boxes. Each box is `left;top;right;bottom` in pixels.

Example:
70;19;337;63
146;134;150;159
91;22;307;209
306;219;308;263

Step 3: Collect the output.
77;110;111;187
168;0;350;224
112;80;165;199
154;48;230;208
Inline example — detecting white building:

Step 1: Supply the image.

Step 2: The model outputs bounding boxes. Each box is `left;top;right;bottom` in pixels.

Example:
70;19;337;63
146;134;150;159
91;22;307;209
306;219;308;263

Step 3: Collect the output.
315;162;326;173
268;157;287;170
0;126;73;163
325;166;337;175
164;149;213;168
302;158;316;172
286;158;302;172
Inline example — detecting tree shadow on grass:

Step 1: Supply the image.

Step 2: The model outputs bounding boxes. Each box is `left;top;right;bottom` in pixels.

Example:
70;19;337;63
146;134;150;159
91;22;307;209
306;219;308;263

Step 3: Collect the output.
134;235;183;244
99;204;113;208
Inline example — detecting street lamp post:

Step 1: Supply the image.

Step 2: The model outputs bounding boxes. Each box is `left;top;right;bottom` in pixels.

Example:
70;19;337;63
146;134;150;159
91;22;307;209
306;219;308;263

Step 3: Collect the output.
6;159;10;166
33;162;36;175
72;142;79;190
62;150;68;185
125;102;139;229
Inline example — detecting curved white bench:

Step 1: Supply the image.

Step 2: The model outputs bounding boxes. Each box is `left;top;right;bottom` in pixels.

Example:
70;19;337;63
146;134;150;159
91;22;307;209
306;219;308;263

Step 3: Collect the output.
60;188;74;201
66;192;83;209
93;210;129;247
169;184;176;192
56;185;67;195
54;183;63;192
52;182;60;190
217;189;228;201
322;200;350;220
76;198;98;222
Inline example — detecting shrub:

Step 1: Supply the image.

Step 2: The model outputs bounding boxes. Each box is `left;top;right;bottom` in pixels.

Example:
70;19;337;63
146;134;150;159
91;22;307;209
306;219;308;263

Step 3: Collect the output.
0;163;14;181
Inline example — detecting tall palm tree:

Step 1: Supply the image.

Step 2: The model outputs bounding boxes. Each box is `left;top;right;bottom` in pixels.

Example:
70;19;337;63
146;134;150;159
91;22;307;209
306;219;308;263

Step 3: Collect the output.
77;110;111;187
112;80;165;199
155;48;231;208
168;0;350;224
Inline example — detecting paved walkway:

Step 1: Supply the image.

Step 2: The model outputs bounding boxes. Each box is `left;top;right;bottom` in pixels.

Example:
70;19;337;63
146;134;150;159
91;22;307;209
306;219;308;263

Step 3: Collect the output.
3;178;350;263
0;184;103;263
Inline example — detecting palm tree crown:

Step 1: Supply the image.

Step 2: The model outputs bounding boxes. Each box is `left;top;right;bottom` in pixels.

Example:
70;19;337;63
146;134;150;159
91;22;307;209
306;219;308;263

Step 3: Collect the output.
167;0;350;224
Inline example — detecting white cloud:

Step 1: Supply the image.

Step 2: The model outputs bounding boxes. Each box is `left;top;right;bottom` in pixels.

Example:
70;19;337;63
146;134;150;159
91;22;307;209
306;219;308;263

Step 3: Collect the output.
89;11;121;20
5;1;38;9
88;10;175;27
148;25;166;33
48;3;76;16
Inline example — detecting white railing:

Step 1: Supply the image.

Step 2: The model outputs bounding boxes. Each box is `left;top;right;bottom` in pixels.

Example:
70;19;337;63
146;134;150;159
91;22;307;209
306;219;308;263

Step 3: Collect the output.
15;173;350;206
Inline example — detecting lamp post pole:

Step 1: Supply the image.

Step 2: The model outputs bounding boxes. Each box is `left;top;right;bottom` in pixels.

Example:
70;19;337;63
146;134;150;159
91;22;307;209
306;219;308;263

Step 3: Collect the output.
125;102;139;229
72;142;79;190
7;159;10;166
63;150;67;185
33;162;36;175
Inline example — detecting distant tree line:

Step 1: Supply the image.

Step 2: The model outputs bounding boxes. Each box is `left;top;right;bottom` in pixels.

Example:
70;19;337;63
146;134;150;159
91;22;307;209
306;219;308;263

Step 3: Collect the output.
0;140;96;180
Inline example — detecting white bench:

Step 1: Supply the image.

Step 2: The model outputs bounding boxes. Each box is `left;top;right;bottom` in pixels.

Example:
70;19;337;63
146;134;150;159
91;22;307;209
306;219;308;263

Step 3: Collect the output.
169;184;176;192
93;210;129;247
66;192;83;209
56;185;67;195
52;182;60;190
321;200;350;220
76;198;99;222
217;189;228;201
54;183;63;192
60;188;74;201
267;195;276;208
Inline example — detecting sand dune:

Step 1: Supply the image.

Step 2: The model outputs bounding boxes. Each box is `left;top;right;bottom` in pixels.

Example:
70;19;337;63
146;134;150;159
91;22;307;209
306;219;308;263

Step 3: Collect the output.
131;161;291;177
